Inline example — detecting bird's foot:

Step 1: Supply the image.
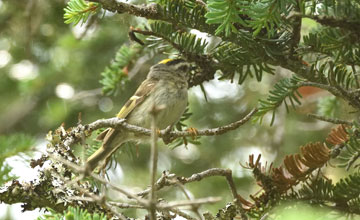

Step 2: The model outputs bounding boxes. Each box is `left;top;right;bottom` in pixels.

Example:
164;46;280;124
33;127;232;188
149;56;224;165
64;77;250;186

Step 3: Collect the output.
186;127;199;139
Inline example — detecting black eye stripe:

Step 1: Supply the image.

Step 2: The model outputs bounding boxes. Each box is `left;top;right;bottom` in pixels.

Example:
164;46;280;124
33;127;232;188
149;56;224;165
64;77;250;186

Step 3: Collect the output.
177;65;189;72
166;59;186;66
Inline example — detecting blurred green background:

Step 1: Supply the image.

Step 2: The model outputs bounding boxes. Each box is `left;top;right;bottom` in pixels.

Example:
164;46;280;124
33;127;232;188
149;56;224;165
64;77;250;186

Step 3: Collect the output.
0;0;353;219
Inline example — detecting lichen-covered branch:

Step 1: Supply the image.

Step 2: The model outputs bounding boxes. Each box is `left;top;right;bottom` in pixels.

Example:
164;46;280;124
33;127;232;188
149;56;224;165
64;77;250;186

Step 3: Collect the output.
49;153;224;219
0;164;116;217
1;106;255;219
0;180;66;213
90;0;162;20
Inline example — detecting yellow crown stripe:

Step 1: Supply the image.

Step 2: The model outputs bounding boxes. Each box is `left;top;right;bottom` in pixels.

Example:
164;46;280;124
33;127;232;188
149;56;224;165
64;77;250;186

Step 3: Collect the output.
158;58;173;64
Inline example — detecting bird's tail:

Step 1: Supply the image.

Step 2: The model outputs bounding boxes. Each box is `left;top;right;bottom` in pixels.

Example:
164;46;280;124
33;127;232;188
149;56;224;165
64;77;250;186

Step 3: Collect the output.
86;144;119;171
86;128;124;171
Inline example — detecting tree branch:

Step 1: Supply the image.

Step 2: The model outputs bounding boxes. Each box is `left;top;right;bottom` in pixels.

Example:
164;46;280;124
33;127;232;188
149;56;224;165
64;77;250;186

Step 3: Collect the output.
129;27;216;87
87;108;258;144
50;153;222;219
289;1;302;55
297;82;343;97
290;12;360;38
136;168;241;201
307;113;353;125
282;59;360;111
90;0;162;20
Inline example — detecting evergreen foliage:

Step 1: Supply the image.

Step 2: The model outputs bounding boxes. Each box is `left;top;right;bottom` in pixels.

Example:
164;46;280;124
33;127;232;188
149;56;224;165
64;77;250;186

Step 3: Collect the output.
211;41;276;83
336;124;360;170
292;172;360;214
100;44;141;95
38;206;107;220
205;0;247;37
148;21;208;56
55;0;360;216
302;28;360;65
253;76;304;125
1;0;360;219
64;0;100;26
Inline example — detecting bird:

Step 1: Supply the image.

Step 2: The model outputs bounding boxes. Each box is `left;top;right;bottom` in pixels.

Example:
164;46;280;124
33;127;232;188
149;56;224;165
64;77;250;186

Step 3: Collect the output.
86;58;190;171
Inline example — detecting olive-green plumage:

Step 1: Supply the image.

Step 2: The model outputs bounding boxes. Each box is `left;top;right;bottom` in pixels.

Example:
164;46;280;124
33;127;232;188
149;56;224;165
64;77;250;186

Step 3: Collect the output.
86;59;190;171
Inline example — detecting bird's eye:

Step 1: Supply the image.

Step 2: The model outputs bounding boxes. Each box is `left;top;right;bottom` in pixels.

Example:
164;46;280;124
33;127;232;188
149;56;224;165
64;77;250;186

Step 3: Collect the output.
177;65;189;72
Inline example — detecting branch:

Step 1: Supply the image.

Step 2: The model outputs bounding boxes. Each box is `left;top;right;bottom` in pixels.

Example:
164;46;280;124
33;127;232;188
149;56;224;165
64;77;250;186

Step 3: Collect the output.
91;0;357;93
1;106;255;217
136;168;248;219
87;108;257;144
88;0;276;87
137;168;240;200
50;153;221;219
281;59;360;111
129;27;216;87
48;153;148;205
290;13;360;38
297;81;343;97
0;161;116;217
0;180;66;213
51;172;128;220
160;197;221;208
110;201;198;220
289;1;302;55
307;113;353;125
90;0;162;20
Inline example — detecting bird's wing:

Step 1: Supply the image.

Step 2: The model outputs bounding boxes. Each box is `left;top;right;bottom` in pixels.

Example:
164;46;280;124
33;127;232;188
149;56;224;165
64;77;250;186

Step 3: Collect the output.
116;80;157;119
96;79;157;143
87;79;157;170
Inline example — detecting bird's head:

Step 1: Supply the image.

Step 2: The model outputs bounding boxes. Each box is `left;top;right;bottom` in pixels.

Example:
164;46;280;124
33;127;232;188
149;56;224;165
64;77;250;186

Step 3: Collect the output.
149;58;190;79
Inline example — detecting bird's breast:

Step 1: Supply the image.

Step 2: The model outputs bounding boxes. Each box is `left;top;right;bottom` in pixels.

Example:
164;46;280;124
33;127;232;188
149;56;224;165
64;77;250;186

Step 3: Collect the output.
127;80;188;130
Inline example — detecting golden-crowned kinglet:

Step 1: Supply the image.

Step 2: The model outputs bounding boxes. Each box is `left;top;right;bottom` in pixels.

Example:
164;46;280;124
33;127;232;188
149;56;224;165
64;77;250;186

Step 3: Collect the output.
86;58;190;171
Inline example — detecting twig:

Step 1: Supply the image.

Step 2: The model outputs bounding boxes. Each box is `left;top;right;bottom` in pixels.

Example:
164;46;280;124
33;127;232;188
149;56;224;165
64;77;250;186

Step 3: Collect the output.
50;152;222;219
174;182;202;219
285;62;360;112
130;28;183;52
137;168;241;202
297;82;343;97
164;108;257;141
289;0;302;55
129;27;216;88
329;66;360;109
288;12;360;38
298;80;360;111
166;207;197;220
52;172;128;220
149;104;161;220
351;64;360;88
307;114;353;125
87;0;255;88
48;153;148;206
109;201;198;220
108;202;145;209
86;108;257;144
160;197;221;208
346;152;360;171
135;169;248;217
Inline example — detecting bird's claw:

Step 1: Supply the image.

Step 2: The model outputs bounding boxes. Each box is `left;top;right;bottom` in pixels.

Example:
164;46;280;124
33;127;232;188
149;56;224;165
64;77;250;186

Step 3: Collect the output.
186;127;199;139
